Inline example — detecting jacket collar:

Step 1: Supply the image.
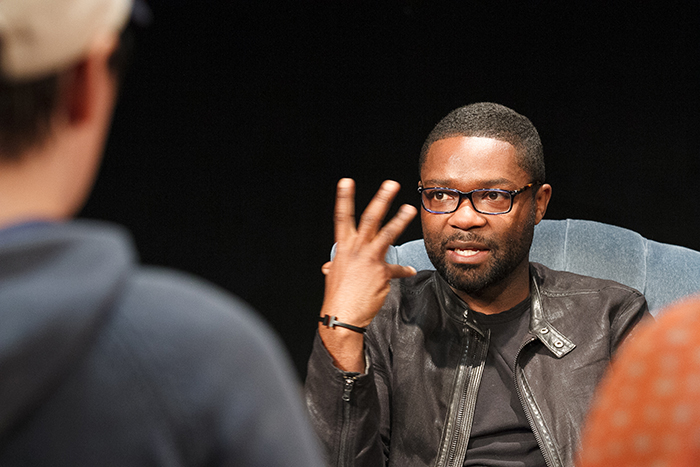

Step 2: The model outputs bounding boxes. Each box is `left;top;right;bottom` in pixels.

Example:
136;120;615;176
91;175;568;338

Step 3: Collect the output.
528;264;576;358
431;266;577;358
432;272;486;337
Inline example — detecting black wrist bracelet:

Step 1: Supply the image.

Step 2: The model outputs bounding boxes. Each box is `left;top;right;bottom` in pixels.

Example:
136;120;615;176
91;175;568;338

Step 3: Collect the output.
318;315;367;334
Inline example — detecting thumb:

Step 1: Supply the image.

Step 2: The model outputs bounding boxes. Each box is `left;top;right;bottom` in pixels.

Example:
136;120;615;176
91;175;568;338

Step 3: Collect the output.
386;264;417;279
321;261;333;275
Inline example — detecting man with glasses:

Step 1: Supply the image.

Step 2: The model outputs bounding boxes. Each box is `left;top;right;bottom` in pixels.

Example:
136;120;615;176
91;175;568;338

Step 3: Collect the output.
306;102;649;467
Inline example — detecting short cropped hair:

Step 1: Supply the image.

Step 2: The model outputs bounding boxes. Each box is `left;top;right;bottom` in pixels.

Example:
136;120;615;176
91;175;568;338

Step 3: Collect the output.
0;26;133;161
419;102;545;182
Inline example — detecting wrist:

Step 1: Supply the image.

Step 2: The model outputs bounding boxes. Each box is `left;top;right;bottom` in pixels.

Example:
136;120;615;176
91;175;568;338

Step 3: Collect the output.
318;315;367;334
318;324;366;373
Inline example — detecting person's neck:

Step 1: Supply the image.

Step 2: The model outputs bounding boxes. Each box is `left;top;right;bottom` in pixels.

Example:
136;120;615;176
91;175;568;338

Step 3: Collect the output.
451;261;531;315
0;148;73;229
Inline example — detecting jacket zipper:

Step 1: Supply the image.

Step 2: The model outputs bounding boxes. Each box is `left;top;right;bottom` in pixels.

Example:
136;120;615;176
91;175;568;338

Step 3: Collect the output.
444;372;474;466
434;319;488;467
514;337;559;467
338;376;356;467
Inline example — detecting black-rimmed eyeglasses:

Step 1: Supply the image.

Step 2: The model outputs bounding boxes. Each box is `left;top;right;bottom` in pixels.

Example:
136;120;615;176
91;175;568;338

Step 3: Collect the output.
418;182;539;215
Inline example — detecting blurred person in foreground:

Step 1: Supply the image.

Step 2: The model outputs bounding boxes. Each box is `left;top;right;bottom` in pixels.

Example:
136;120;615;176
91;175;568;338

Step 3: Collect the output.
576;296;700;467
0;0;323;465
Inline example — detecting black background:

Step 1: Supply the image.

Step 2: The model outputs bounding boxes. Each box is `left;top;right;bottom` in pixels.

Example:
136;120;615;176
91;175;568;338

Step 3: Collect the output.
80;1;700;378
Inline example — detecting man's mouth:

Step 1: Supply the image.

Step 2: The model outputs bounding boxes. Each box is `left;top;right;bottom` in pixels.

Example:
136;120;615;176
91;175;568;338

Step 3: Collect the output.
446;245;490;265
453;248;482;257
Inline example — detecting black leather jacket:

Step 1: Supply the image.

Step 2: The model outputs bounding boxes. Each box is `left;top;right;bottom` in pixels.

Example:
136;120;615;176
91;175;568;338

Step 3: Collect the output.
305;263;649;467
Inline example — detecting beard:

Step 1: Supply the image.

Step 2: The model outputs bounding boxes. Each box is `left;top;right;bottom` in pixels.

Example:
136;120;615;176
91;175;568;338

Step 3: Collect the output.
424;210;536;295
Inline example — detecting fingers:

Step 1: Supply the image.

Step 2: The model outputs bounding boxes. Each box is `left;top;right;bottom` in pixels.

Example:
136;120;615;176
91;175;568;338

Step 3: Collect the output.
334;178;356;244
332;178;416;258
355;180;401;246
373;204;417;252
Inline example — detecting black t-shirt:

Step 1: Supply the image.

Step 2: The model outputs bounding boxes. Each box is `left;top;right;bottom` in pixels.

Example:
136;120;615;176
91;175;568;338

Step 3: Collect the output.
464;299;546;467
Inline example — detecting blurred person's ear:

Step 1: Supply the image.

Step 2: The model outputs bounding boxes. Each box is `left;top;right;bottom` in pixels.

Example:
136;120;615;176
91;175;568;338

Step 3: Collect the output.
61;33;120;126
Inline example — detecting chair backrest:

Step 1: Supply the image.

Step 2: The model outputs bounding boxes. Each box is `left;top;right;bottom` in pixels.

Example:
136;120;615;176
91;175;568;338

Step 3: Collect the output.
382;219;700;317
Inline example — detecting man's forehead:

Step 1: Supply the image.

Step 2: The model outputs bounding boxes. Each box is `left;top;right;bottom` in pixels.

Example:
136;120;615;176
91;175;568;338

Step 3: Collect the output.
420;136;529;189
424;135;519;167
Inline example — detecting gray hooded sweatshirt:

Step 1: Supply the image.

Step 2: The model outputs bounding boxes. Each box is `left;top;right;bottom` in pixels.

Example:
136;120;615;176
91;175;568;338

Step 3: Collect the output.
0;220;322;466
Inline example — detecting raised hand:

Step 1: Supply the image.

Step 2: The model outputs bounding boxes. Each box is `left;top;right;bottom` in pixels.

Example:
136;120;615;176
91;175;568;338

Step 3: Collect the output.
318;178;417;372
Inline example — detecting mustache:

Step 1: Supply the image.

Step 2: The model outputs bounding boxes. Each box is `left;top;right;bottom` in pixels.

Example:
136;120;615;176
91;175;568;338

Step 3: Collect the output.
439;232;496;249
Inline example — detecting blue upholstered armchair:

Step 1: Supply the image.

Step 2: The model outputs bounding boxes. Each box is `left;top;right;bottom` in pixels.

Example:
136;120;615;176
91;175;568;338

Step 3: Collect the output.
379;219;700;317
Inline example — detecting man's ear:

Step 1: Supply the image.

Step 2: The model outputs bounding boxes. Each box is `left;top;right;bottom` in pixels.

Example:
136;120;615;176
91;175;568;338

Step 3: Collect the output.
534;183;552;224
61;34;119;125
63;61;91;123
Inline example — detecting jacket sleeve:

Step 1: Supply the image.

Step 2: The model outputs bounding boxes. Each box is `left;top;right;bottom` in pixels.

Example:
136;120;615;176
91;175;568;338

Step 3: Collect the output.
305;331;390;466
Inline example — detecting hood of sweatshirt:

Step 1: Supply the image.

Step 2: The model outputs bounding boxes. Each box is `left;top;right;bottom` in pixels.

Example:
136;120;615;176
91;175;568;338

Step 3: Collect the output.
0;220;135;437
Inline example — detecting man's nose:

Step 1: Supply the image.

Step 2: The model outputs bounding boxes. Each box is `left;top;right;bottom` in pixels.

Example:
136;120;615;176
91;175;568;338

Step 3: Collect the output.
448;198;488;230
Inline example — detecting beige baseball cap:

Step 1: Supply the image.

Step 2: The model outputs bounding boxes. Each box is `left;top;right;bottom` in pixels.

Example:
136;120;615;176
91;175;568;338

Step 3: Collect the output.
0;0;134;81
